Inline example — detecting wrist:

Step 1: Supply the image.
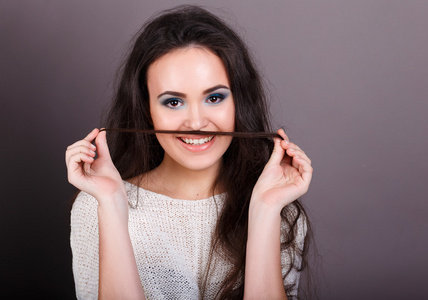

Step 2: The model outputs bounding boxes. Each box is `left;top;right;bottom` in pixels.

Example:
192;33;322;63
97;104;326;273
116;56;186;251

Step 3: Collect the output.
97;192;129;221
249;195;283;219
248;200;282;237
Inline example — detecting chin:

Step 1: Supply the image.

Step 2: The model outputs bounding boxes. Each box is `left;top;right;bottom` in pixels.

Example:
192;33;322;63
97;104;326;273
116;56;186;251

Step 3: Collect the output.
174;156;223;173
159;135;231;173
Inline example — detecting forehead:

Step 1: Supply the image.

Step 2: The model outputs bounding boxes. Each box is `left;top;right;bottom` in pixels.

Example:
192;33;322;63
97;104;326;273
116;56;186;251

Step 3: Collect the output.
147;47;230;94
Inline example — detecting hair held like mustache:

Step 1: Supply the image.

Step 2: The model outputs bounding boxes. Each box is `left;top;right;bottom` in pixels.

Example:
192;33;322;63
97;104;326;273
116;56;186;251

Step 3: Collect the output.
100;128;282;139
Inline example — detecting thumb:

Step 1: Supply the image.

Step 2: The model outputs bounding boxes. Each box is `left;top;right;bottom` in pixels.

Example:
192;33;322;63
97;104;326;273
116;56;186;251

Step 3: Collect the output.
265;137;285;167
94;130;112;161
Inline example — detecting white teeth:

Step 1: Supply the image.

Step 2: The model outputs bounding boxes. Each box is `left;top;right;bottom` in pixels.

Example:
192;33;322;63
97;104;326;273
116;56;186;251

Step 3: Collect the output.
181;136;213;145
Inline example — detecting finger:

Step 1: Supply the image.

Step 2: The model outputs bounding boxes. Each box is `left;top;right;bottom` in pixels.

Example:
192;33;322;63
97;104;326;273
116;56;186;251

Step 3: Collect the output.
67;140;97;152
277;129;304;153
83;161;91;174
294;156;313;183
280;138;303;152
281;146;311;171
277;128;289;142
67;152;94;177
266;137;286;167
277;129;303;165
286;141;302;151
283;145;311;165
280;140;311;164
94;130;112;161
66;145;96;165
68;151;94;165
66;144;96;157
84;128;99;142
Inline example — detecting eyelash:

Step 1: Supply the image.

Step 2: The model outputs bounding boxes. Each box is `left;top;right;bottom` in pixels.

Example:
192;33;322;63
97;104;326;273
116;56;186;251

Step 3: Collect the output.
162;93;227;108
206;93;226;104
162;98;183;108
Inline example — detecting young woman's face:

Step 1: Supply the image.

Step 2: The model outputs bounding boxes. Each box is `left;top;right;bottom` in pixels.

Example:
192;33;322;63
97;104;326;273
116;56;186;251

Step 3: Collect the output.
147;47;235;172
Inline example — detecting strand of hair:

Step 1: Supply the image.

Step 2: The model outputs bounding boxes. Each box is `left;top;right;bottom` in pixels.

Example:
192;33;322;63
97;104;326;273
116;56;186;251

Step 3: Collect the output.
99;128;281;139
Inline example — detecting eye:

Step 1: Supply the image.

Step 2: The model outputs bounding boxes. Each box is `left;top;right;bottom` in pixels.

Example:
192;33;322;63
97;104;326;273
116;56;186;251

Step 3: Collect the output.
163;98;183;108
206;93;225;104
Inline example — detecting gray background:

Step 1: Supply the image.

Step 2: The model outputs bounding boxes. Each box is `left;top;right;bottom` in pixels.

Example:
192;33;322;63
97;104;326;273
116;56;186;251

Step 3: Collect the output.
1;0;427;299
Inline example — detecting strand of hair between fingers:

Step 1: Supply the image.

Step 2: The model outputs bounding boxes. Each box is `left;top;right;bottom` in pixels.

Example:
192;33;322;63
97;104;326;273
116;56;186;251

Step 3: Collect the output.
99;128;282;139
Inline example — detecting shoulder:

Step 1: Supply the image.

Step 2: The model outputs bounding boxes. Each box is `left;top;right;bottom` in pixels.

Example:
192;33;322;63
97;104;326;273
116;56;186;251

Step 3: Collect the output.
72;191;98;209
70;192;100;300
71;191;98;222
70;191;100;243
71;181;139;213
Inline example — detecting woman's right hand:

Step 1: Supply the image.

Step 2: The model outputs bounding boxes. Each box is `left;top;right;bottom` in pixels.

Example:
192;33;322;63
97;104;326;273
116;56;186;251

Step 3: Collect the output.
65;128;126;202
68;129;143;298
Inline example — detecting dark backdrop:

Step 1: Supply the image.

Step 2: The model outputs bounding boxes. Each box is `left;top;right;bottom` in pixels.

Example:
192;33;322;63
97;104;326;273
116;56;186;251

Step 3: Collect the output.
1;1;427;299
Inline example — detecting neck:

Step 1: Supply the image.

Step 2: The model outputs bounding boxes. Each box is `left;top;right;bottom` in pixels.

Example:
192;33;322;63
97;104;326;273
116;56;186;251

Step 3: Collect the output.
142;156;223;200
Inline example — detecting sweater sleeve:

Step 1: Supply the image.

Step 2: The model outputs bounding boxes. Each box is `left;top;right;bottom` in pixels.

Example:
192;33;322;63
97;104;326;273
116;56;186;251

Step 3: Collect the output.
280;206;308;298
70;191;100;300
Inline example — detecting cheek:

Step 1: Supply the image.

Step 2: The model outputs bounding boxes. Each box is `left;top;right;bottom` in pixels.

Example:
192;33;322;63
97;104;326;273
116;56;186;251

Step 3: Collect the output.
150;109;177;129
230;107;236;129
154;135;170;151
220;103;235;130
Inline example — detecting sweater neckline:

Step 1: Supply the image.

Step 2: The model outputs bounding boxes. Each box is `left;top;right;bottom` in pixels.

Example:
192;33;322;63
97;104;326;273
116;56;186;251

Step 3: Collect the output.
124;180;227;203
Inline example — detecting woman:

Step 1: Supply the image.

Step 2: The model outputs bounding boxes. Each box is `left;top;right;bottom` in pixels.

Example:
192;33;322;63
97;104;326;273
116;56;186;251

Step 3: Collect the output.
66;5;313;300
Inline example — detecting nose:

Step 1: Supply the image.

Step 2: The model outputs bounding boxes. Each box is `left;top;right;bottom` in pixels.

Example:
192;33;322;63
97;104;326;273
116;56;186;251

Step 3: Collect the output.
184;104;208;130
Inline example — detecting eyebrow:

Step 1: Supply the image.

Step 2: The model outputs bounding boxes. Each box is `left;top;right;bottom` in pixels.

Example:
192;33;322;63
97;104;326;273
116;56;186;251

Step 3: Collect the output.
157;84;230;99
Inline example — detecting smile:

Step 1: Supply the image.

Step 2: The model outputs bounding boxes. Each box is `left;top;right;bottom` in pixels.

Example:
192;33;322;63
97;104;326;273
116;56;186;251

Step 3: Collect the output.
179;136;214;145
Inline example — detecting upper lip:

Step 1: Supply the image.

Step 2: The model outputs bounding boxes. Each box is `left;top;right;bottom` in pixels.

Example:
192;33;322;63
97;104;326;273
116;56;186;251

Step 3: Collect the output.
178;135;214;139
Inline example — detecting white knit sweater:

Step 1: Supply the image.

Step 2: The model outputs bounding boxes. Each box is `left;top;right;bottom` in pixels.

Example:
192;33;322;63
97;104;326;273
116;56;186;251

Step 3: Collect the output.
71;181;306;299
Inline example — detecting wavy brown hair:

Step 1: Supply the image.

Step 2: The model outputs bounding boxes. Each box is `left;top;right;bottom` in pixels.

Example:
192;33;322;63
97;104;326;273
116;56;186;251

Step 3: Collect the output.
104;5;311;299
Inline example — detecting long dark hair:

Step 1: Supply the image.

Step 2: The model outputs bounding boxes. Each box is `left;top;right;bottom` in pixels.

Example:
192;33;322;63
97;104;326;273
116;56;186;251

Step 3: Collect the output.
105;5;311;299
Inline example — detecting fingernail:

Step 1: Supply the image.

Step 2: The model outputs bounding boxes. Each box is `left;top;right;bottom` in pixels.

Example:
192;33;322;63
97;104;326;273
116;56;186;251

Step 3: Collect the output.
90;150;96;154
91;144;96;150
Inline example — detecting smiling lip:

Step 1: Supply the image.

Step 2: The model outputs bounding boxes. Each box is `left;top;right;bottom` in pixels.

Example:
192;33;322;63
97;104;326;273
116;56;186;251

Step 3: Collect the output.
177;135;215;152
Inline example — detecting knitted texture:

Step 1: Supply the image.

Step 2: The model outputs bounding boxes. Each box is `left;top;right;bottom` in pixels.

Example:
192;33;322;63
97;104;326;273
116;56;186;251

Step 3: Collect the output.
70;181;306;299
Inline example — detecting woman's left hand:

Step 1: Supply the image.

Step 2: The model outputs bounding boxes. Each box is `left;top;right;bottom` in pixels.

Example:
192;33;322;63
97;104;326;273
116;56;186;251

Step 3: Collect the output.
250;128;313;213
